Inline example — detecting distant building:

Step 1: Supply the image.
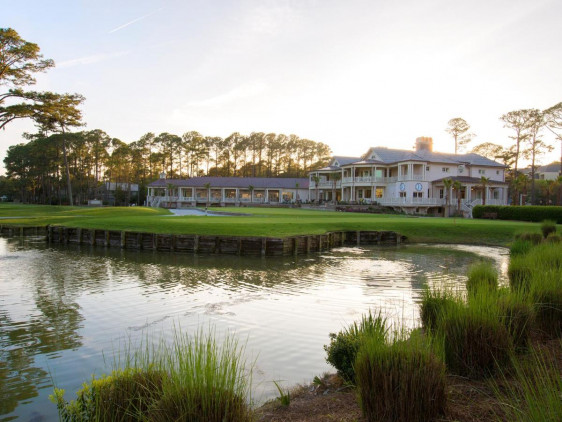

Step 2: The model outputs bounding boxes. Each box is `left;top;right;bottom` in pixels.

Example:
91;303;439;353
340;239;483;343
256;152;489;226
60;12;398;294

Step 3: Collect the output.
101;182;139;205
308;137;508;215
521;162;561;181
147;177;309;208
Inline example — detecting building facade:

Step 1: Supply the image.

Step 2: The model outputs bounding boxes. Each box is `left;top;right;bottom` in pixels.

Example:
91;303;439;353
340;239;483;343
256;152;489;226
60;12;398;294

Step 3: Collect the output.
308;137;508;215
147;176;309;208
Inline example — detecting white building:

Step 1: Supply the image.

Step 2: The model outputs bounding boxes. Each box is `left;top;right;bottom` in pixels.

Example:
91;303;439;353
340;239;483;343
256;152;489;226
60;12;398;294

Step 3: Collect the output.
147;176;309;208
309;137;508;215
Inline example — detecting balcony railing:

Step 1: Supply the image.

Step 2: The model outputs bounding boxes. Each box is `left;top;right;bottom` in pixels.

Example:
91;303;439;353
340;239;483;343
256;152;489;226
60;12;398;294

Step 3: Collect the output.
377;198;446;206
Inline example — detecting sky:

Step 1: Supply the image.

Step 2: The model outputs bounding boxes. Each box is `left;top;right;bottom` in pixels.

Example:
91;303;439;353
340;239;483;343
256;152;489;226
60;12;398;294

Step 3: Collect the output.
1;0;561;174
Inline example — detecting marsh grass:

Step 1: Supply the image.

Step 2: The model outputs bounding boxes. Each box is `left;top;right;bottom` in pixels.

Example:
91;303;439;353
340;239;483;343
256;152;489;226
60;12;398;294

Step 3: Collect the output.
466;261;498;293
509;239;534;256
324;310;388;383
491;343;562;422
540;220;556;239
419;288;458;332
355;330;446;422
50;328;253;422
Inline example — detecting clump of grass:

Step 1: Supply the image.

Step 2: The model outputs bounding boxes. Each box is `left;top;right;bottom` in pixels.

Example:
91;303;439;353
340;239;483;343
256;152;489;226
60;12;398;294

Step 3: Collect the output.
466;261;498;293
497;290;534;350
540;220;556;239
529;270;562;338
508;256;532;291
420;288;457;332
51;328;253;422
545;233;561;243
509;239;534;256
491;344;562;421
324;310;388;383
514;232;543;244
272;381;290;406
355;330;446;422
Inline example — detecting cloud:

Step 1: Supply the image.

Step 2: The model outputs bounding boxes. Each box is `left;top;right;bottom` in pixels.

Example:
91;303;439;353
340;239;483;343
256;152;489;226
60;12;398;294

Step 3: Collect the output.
57;51;130;68
108;8;162;34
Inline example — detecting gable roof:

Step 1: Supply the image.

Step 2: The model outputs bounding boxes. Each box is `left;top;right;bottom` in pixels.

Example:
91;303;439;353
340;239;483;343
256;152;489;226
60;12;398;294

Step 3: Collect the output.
331;156;361;167
539;162;561;173
148;177;309;189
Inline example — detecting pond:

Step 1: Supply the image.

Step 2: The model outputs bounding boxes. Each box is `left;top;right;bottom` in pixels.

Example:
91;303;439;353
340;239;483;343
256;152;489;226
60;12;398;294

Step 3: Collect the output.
0;236;509;421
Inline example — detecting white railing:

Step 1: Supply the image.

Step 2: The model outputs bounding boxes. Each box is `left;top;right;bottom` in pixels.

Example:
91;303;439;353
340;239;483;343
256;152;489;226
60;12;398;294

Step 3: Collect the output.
378;198;446;206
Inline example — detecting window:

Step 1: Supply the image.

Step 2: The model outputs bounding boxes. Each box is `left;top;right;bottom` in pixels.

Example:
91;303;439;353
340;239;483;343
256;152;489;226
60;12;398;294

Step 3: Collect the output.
439;189;444;199
478;169;486;175
413;192;423;198
458;166;464;174
496;170;500;175
399;192;407;198
376;188;384;198
442;167;449;172
426;166;430;171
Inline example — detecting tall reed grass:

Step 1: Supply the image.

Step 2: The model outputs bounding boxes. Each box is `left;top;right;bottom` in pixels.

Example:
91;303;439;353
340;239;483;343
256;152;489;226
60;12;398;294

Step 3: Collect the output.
466;261;498;293
50;328;253;422
355;330;446;422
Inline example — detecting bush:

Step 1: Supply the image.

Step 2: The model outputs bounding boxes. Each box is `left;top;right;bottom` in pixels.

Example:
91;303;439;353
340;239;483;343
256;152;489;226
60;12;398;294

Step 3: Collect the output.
540;220;557;238
355;332;446;422
473;205;562;223
324;311;387;383
466;262;498;293
51;329;253;422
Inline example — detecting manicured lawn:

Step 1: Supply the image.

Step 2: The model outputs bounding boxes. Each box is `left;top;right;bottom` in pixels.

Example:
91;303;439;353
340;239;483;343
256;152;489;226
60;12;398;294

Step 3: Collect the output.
0;204;553;246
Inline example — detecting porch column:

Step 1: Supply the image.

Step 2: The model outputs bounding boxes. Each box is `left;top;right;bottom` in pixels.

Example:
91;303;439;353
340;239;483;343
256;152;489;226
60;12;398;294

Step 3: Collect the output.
408;163;413;180
221;188;225;201
191;187;195;199
265;189;269;202
466;185;471;202
485;187;489;203
236;188;239;201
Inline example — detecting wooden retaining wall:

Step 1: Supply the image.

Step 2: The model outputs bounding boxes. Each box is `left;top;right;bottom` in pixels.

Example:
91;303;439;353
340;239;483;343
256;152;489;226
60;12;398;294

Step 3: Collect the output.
0;224;406;257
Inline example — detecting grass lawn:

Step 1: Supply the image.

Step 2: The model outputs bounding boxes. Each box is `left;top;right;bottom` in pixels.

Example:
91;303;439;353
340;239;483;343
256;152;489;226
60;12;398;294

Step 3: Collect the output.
0;203;553;246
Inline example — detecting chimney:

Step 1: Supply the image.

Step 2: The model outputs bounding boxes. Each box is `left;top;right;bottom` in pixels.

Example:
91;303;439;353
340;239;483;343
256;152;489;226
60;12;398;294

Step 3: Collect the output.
415;137;433;152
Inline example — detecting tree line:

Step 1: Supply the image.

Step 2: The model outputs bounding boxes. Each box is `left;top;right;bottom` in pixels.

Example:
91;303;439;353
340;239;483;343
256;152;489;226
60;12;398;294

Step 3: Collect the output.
2;130;331;204
446;104;561;205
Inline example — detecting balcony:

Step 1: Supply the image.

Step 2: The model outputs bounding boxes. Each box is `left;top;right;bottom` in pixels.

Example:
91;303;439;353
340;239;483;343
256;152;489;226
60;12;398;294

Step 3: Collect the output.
378;198;445;206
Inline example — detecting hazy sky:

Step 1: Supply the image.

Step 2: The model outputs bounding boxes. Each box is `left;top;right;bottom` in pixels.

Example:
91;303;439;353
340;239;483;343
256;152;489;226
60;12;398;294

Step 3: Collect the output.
1;0;561;173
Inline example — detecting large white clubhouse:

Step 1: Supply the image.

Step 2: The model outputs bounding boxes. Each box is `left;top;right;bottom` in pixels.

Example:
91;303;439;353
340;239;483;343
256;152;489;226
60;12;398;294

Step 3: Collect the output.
308;137;508;215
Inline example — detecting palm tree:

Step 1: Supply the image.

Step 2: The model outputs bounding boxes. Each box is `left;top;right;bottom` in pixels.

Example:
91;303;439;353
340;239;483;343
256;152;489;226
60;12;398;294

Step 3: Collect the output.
443;178;453;216
311;174;320;203
330;172;341;203
453;180;463;214
480;176;490;206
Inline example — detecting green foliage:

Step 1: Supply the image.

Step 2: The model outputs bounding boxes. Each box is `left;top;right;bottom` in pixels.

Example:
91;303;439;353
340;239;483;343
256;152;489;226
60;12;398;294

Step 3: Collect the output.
473;205;562;224
508;256;533;291
355;331;446;422
466;261;498;293
324;310;388;383
514;232;543;244
497;291;534;350
509;239;534;256
540;220;557;238
272;381;290;406
50;329;253;422
491;345;562;422
419;288;457;332
545;233;561;243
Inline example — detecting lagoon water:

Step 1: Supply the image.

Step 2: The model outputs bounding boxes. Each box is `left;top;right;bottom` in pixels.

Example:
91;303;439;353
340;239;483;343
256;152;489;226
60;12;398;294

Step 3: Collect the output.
0;236;508;421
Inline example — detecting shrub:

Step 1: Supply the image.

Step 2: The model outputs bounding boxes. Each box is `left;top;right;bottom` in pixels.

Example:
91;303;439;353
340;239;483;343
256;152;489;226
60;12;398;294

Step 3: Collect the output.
355;331;446;422
51;329;253;422
419;288;458;332
324;311;387;383
540;219;556;238
466;262;498;293
473;205;562;223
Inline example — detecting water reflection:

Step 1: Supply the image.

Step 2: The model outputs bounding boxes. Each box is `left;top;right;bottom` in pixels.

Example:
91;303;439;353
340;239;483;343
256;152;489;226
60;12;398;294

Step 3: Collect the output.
0;236;508;421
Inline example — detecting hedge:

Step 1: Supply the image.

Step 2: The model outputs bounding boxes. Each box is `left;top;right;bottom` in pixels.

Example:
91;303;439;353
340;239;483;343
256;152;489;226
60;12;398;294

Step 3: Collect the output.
473;206;562;224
